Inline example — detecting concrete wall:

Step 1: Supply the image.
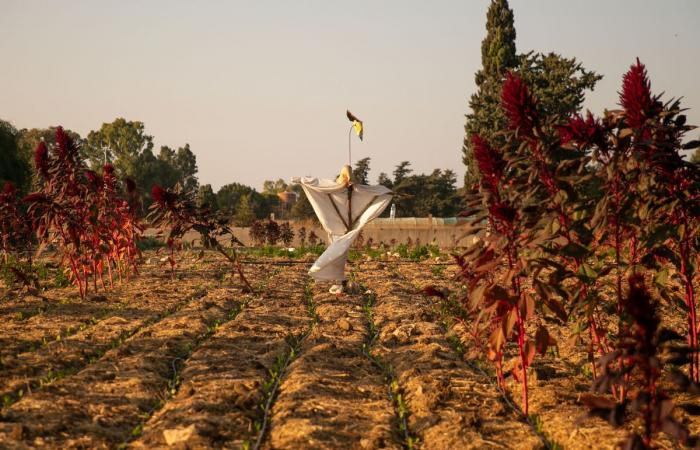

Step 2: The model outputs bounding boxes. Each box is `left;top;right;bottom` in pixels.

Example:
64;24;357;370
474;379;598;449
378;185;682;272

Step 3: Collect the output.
168;218;481;249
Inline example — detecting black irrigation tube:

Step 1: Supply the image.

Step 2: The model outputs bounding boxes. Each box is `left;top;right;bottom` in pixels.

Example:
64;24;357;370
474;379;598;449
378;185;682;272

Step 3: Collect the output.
357;281;416;449
240;259;456;266
249;278;318;450
0;286;210;409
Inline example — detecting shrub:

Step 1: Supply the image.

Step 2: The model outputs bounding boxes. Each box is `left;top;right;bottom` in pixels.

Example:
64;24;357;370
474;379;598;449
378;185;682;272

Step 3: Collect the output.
148;184;252;291
280;222;294;247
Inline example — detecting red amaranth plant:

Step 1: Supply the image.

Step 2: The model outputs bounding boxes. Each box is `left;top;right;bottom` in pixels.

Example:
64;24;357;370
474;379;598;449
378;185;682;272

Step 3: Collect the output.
23;127;141;298
280;222;294;247
308;230;319;247
582;275;699;449
446;58;700;428
0;182;37;288
558;111;605;148
456;132;553;416
249;220;267;247
472;134;505;195
500;71;616;387
298;226;307;247
264;219;281;246
148;184;252;292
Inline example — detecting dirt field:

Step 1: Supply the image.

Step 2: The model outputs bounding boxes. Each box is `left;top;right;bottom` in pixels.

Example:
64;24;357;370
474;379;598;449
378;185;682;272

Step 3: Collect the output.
0;251;698;449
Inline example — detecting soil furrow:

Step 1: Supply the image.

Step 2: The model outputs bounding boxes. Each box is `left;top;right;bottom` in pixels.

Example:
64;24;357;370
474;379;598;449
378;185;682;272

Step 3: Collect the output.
0;265;182;359
0;258;263;410
264;282;400;450
355;268;541;450
0;280;214;408
387;261;631;450
0;279;255;449
128;265;311;449
0;254;232;362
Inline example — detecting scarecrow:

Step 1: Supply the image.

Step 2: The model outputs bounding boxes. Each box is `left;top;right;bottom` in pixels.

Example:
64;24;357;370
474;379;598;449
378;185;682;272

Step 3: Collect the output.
292;111;392;293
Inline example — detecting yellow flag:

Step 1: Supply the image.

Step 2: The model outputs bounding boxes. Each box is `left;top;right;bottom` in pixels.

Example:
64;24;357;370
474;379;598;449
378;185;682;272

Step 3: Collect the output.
346;110;364;141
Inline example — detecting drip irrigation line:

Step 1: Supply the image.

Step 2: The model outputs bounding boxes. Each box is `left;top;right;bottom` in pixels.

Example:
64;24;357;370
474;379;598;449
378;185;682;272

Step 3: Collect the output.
239;259;456;266
251;278;317;450
252;348;293;450
354;277;414;449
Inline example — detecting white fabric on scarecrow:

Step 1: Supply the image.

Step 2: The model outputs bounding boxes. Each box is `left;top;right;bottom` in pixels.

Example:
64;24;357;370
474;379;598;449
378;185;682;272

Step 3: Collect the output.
291;174;392;281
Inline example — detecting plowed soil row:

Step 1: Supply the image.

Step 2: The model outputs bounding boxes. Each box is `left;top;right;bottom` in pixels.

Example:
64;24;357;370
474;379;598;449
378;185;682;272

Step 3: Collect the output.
354;266;541;450
0;257;260;408
264;283;400;450
0;258;214;362
2;254;696;449
0;264;269;448
130;264;312;449
383;262;653;449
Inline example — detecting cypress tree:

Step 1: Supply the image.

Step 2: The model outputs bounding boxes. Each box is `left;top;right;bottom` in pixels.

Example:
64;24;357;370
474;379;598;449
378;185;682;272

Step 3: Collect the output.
462;0;517;187
462;1;600;186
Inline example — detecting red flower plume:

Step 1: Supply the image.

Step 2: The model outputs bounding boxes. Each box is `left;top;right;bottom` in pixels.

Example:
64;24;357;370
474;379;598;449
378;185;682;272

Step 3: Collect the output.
55;126;71;158
558;112;604;147
489;201;517;223
34;142;49;179
151;185;173;206
2;181;16;196
102;163;116;189
85;170;102;188
501;71;538;136
472;134;505;194
620;58;661;129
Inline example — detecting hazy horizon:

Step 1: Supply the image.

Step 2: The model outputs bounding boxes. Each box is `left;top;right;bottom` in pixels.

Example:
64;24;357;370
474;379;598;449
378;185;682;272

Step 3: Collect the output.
2;0;699;191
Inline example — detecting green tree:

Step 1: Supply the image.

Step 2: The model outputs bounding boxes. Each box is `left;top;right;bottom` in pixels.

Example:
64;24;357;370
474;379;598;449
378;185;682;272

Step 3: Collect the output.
690;144;700;163
262;178;288;195
84;119;198;211
290;190;316;220
84;118;154;176
377;172;393;189
392;161;412;186
233;194;256;227
175;143;198;192
517;52;601;120
130;148;178;212
429;169;460;216
217;182;257;215
462;0;600;186
390;168;460;217
0;120;30;193
462;0;517;187
196;184;218;211
352;157;371;184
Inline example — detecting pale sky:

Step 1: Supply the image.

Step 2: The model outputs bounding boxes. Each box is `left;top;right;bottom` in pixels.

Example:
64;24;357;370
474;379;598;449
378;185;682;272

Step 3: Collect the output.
2;1;699;191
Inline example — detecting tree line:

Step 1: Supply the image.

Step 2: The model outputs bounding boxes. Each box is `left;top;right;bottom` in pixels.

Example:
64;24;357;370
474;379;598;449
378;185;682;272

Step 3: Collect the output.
1;118;464;224
0;118;197;214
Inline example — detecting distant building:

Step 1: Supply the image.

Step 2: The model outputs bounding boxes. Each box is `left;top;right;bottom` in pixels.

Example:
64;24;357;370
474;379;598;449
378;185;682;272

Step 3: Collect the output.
277;191;298;206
